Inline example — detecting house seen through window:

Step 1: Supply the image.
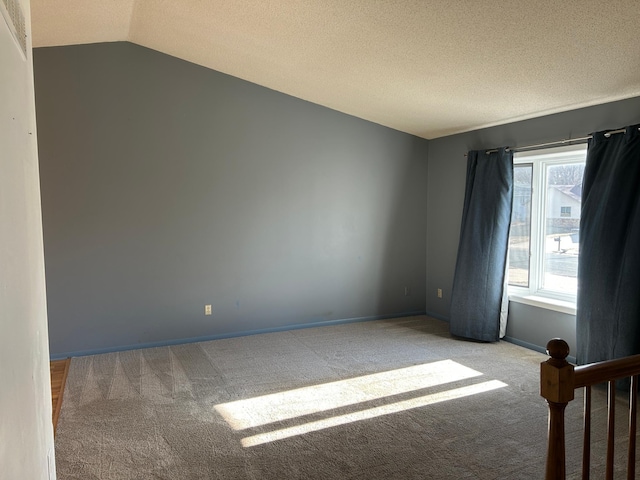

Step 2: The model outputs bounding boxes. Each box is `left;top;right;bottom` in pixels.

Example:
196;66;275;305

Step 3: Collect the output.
508;145;587;303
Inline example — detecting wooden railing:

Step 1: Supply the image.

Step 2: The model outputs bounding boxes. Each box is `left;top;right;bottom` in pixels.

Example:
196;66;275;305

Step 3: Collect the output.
540;338;640;480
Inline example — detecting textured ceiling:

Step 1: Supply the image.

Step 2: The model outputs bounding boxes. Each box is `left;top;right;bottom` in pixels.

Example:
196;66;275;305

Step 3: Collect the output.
30;0;640;139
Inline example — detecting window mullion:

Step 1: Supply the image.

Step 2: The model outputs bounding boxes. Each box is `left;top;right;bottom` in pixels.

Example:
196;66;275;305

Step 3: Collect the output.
530;161;544;295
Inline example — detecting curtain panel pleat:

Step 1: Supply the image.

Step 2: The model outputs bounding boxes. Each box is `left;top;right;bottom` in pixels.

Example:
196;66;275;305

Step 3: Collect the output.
450;148;513;342
577;124;640;365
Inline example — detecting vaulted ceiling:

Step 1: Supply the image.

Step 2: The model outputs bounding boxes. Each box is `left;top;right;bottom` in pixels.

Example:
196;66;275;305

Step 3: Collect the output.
30;0;640;139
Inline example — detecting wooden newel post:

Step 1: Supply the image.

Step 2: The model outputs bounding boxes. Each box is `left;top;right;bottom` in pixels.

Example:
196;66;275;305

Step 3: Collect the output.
540;338;575;480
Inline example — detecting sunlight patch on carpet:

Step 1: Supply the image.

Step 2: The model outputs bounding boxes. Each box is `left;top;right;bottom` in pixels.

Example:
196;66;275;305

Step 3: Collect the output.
241;380;508;447
215;360;490;430
215;360;483;430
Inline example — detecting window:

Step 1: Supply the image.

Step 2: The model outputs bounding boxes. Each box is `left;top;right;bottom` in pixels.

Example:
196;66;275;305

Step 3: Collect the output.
508;144;587;305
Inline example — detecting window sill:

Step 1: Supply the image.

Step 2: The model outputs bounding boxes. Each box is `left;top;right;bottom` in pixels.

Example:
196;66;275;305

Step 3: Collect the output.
508;294;576;315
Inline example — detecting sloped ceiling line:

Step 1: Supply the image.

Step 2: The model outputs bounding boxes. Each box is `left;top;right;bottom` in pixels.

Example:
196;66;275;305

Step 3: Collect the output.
30;0;640;139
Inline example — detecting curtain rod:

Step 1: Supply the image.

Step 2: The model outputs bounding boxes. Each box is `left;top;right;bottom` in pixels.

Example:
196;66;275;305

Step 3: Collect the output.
466;127;638;156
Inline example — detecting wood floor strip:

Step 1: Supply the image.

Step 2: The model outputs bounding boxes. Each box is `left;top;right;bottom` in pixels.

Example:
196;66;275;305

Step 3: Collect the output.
50;358;70;437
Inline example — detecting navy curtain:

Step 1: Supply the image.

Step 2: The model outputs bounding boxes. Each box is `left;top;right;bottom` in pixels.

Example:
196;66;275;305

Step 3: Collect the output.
450;148;513;342
577;124;640;365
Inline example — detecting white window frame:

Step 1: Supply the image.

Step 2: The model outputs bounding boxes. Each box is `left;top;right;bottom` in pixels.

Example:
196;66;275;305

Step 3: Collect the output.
508;144;587;314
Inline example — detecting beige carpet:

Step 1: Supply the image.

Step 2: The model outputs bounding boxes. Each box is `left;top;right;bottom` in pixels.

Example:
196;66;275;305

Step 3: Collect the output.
54;316;632;479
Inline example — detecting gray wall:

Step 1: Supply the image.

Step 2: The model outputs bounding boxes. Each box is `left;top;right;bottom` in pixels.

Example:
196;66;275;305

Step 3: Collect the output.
34;42;428;357
426;96;640;352
1;0;56;476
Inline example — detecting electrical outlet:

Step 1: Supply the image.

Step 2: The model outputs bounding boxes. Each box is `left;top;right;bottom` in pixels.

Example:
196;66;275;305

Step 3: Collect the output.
205;304;212;315
404;286;411;296
437;288;443;298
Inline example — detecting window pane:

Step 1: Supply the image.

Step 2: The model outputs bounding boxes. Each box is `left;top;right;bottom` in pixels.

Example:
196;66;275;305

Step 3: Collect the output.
542;162;585;293
509;164;532;287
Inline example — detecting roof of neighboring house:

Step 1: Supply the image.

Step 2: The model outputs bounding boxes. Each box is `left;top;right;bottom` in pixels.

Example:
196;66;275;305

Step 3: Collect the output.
550;185;582;202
